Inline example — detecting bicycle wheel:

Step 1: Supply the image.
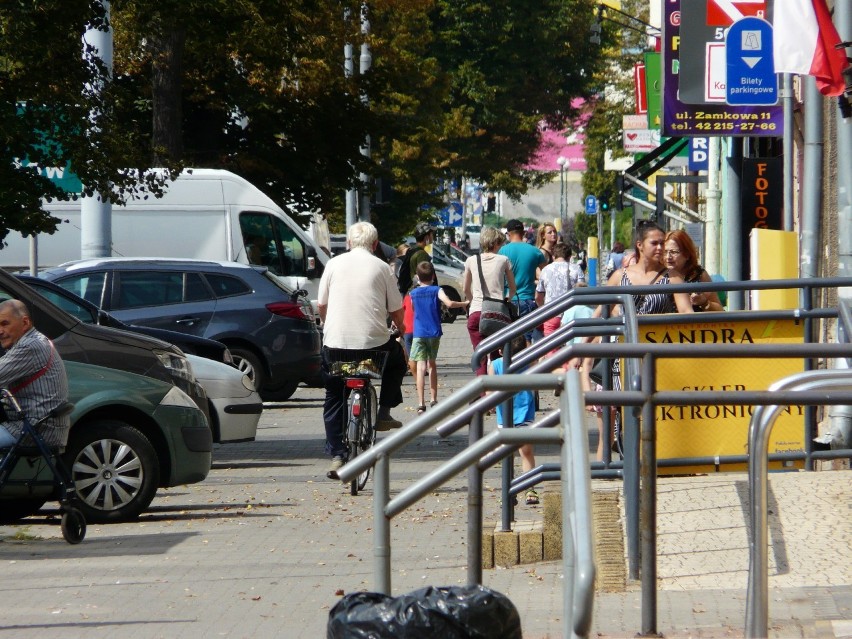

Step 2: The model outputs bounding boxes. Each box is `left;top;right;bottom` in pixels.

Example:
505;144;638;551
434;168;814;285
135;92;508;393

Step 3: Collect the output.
354;384;378;492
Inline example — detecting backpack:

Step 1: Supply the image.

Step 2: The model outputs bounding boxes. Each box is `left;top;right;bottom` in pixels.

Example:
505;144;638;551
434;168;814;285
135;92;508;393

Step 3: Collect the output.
396;247;430;296
396;248;416;296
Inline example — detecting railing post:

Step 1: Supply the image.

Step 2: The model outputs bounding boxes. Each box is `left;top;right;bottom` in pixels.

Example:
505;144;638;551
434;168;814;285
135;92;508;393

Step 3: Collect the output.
623;370;641;581
374;454;391;594
467;411;484;586
640;354;658;636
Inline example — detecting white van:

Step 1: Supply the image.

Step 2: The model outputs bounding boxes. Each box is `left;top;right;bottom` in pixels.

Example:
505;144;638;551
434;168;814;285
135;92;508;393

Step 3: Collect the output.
0;169;329;302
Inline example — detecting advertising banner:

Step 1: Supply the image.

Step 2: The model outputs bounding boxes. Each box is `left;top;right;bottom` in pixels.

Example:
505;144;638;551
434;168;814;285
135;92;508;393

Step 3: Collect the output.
739;157;782;278
645;52;662;129
662;0;783;136
638;317;805;472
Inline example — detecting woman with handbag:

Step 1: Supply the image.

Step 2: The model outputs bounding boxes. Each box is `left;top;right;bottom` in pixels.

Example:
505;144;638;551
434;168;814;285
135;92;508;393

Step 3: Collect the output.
463;226;517;376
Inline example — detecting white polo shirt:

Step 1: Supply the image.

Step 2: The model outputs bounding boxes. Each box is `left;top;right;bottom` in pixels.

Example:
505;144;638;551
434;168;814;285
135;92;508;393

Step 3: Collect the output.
318;247;403;349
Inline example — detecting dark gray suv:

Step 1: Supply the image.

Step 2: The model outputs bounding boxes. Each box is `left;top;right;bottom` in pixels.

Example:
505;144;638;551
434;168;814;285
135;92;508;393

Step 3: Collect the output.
43;259;322;401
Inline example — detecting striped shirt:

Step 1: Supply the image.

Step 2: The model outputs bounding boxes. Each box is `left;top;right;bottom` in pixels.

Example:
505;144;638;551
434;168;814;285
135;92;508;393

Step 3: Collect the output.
0;328;70;448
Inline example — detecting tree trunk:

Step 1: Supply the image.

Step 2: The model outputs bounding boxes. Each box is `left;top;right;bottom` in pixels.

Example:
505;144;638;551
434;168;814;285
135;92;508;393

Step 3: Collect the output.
151;27;186;163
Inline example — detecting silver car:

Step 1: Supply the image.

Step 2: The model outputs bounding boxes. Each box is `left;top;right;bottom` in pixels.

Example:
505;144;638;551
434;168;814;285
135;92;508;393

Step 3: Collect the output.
185;355;261;443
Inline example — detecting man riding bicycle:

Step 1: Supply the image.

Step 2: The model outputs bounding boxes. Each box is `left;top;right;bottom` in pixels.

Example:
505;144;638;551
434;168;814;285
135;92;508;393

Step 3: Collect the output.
317;222;407;480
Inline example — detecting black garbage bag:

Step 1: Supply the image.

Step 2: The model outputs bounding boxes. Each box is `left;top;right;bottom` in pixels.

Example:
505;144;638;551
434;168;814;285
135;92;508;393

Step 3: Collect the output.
327;585;522;639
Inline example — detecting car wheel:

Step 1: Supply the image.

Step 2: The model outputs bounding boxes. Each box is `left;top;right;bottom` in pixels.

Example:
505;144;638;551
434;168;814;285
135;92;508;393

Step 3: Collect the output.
261;380;299;402
230;348;267;392
64;421;160;524
0;498;46;524
440;286;462;324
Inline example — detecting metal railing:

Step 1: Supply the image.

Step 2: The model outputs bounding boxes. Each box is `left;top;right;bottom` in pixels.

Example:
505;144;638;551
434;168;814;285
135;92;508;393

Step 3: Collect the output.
335;277;852;637
745;369;852;639
337;371;598;639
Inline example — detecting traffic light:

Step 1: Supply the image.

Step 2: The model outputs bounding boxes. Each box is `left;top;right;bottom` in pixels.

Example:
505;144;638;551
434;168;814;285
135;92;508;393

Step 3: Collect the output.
599;197;610;212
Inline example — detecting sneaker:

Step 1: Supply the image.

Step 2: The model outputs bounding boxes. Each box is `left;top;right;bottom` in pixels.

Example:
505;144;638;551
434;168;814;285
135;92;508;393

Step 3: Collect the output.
525;489;540;506
375;417;403;431
327;456;345;480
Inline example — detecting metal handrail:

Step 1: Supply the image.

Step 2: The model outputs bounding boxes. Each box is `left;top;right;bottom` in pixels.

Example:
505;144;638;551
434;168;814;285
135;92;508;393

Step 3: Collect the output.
745;370;852;639
343;370;598;639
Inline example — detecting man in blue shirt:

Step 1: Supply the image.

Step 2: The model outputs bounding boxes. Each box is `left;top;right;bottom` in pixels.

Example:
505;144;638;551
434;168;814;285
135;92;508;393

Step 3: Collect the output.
499;219;546;343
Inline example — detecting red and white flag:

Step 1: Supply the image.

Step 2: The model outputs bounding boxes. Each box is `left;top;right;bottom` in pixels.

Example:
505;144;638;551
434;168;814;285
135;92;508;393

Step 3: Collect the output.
772;0;849;96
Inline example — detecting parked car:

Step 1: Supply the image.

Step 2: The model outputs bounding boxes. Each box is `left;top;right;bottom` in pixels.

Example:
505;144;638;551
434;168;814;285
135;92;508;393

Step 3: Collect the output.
16;275;259;443
17;275;232;365
185;354;261;443
464;224;481;251
1;360;212;524
42;258;323;401
0;270;209;420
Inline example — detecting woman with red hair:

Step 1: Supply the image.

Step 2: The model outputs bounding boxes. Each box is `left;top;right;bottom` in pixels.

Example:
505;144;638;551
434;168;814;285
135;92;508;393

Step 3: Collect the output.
663;229;724;312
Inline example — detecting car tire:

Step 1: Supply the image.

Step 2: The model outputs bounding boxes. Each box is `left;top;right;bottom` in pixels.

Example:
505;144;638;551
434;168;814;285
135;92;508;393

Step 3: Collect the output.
261;380;299;402
64;421;160;524
440;286;463;324
0;498;46;524
230;347;267;393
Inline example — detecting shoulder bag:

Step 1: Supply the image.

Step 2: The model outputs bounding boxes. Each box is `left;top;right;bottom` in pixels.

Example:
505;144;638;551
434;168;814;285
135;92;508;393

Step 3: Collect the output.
476;254;514;337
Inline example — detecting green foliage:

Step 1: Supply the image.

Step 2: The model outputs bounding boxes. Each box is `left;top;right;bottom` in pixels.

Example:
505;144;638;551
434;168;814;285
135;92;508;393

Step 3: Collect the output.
3;0;605;246
0;1;168;241
581;0;651;248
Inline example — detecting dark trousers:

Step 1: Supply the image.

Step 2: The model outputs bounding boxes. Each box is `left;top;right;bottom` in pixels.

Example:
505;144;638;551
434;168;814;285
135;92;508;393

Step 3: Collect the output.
322;338;406;458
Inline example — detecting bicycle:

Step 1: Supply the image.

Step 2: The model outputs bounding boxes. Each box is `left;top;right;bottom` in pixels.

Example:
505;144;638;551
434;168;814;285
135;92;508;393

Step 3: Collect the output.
0;389;86;544
325;348;388;496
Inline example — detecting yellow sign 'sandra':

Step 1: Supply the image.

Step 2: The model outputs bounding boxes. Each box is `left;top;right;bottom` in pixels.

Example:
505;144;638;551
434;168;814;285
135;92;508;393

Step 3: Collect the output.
636;318;805;473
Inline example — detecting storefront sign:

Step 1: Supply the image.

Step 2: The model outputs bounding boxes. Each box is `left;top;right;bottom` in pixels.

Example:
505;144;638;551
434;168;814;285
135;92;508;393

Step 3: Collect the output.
638;318;805;472
662;0;782;136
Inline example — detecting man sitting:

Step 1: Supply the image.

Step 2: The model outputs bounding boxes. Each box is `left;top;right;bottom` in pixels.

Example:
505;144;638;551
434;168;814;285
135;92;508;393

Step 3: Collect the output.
0;300;69;450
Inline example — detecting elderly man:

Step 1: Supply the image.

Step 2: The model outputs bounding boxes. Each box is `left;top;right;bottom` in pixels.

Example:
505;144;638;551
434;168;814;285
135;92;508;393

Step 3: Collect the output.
0;299;70;450
317;222;407;479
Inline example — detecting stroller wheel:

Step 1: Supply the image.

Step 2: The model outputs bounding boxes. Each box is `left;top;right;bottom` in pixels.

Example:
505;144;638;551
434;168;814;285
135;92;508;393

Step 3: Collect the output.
61;508;86;544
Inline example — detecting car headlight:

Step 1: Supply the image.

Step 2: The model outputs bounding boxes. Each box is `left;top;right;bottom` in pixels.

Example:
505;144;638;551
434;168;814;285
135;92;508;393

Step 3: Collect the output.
160;385;199;409
155;349;196;383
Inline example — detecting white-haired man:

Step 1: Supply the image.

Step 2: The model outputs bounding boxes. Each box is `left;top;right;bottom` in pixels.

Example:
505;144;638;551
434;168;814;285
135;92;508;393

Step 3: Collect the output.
317;222;407;479
0;299;69;450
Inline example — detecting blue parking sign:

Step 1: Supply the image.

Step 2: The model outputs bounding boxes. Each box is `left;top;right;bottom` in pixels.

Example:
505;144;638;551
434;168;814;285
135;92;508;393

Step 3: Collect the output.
726;17;778;106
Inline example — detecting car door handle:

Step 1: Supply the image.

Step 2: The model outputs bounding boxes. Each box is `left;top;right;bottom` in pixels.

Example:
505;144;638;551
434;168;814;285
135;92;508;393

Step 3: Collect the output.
175;317;201;326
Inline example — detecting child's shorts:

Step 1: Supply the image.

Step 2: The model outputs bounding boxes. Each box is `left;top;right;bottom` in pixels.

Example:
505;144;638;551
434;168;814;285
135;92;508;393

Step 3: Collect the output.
410;337;441;361
403;333;414;356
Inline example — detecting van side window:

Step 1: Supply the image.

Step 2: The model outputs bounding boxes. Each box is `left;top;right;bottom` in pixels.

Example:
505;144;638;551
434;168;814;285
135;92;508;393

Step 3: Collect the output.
239;212;306;278
274;217;305;277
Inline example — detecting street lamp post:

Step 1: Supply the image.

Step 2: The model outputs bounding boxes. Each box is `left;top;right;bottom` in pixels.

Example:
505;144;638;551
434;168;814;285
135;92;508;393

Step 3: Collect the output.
557;156;568;229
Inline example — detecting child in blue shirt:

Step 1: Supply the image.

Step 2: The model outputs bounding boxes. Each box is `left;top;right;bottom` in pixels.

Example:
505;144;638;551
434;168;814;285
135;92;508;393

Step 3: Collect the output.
409;261;469;414
488;334;539;505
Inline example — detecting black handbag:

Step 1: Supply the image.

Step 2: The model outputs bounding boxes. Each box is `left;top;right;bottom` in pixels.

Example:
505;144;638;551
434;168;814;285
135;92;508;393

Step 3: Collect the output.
476;254;514;337
588;358;608;385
